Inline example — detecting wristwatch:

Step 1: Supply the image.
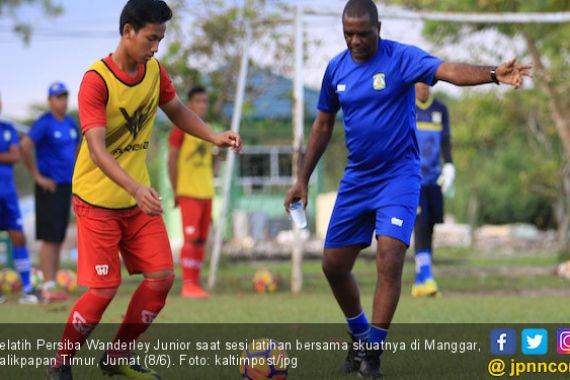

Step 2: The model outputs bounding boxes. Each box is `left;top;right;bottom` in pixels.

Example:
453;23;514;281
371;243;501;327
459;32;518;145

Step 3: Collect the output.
490;67;500;85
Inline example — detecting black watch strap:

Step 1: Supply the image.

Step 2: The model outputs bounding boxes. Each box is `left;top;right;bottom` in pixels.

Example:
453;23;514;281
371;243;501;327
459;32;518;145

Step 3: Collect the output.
490;67;500;85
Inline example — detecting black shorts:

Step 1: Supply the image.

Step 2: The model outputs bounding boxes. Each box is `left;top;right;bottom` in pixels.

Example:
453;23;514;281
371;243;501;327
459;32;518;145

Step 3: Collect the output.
35;184;72;243
417;185;444;225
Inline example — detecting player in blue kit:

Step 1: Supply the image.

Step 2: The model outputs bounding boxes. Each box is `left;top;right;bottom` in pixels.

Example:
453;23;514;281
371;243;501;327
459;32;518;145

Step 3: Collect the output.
0;93;39;304
412;83;454;297
283;0;532;377
21;82;80;302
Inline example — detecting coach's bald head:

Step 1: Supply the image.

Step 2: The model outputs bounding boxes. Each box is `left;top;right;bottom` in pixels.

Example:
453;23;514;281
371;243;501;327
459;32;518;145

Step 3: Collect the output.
343;0;379;26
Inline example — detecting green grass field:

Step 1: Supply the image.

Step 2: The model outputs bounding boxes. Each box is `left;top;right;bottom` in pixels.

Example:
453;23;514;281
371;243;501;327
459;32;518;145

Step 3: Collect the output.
2;247;570;379
1;247;570;323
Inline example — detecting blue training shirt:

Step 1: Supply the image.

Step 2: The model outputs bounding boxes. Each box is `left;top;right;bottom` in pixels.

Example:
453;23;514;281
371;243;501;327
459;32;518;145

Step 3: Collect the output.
0;121;18;189
318;39;443;180
415;97;450;186
28;112;80;184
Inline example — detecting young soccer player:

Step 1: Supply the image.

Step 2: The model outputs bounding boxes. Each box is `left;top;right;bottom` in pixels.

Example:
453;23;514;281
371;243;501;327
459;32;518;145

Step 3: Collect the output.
412;83;454;297
46;1;241;379
0;92;39;305
21;82;80;302
284;0;531;377
168;85;213;299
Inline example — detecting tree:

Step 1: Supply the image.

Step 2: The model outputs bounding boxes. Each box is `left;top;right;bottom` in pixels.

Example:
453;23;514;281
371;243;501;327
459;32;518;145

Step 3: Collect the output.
161;0;308;122
444;91;555;228
0;0;63;44
389;0;570;247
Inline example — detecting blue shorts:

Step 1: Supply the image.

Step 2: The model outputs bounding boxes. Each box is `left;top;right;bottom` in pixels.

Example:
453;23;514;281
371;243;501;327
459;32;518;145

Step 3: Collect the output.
325;165;420;249
0;187;24;232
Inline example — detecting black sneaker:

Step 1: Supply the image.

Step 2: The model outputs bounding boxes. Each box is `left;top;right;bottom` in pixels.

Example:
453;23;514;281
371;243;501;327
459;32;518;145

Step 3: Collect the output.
358;349;384;379
340;332;365;374
45;365;73;380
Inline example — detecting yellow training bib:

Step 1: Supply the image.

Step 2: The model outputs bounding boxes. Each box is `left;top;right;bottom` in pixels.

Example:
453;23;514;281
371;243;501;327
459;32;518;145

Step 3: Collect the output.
73;58;160;208
176;133;214;199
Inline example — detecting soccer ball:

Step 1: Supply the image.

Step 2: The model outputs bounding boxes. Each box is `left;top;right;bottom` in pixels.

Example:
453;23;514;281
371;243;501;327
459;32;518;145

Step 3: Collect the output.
0;268;22;294
239;338;289;380
252;269;280;293
31;267;44;288
557;261;570;280
56;269;77;292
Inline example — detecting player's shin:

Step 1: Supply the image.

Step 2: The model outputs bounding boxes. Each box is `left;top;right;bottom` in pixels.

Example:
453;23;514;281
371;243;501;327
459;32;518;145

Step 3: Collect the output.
108;273;175;358
53;287;117;367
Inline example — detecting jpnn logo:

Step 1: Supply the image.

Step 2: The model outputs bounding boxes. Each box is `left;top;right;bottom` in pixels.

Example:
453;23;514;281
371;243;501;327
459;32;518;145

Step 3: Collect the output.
522;329;548;355
490;329;516;355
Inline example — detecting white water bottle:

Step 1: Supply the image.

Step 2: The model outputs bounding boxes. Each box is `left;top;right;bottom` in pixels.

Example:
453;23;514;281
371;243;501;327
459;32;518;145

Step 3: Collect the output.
289;200;307;229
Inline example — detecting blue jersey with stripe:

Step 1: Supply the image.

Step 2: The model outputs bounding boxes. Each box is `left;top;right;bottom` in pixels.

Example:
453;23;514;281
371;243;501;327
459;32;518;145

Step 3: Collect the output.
317;39;443;182
415;97;450;186
0;121;19;189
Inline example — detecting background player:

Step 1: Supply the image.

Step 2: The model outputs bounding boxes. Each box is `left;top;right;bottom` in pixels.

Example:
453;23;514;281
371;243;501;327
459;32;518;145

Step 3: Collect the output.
168;85;213;299
0;92;39;305
46;1;241;379
412;82;454;297
21;82;80;302
284;0;531;378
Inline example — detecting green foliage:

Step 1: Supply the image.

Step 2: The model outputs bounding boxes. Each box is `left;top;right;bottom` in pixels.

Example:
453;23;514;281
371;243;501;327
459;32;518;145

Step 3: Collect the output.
162;0;311;123
445;90;557;226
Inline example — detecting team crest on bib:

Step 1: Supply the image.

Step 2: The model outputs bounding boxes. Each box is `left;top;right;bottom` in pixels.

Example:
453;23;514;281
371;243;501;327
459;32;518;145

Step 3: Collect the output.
373;73;386;90
432;112;442;124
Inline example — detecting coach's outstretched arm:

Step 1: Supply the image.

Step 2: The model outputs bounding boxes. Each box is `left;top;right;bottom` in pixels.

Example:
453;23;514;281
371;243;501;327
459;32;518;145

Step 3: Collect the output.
284;111;336;211
161;97;241;152
436;58;532;89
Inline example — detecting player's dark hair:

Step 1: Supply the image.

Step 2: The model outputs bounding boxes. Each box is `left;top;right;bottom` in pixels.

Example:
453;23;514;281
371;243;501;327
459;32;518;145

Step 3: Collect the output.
342;0;379;25
187;85;207;101
119;0;173;35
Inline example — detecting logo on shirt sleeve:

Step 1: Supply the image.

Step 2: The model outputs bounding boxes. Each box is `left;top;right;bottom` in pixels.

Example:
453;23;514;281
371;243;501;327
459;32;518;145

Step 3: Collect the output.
337;84;346;92
4;130;11;141
391;217;403;227
373;73;386;90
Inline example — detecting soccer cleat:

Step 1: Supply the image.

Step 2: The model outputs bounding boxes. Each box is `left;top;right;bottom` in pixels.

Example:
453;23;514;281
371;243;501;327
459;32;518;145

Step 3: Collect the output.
99;352;161;379
340;332;365;374
181;283;209;299
358;349;384;379
45;365;73;380
411;279;439;297
19;289;41;305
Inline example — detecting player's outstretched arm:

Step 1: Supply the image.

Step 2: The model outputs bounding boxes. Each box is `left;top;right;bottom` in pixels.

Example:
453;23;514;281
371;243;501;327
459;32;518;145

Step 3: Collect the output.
283;111;336;211
161;97;242;152
435;58;532;89
84;127;164;216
